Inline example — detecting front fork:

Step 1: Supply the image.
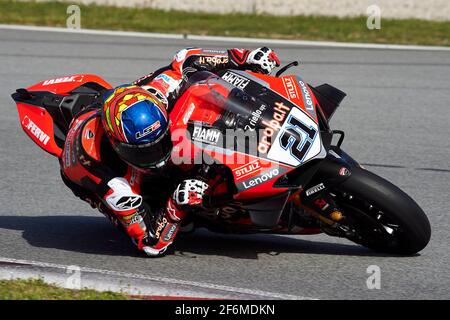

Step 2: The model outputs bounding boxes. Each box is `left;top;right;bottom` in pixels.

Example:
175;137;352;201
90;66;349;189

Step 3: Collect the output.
288;145;363;234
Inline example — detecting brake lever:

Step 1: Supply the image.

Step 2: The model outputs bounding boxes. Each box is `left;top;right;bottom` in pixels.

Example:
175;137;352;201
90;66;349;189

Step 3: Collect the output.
275;61;300;77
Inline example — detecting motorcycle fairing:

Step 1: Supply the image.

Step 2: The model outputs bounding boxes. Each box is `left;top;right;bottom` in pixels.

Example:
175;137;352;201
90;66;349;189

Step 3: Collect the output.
16;102;63;157
224;70;318;122
218;70;326;167
27;74;112;95
170;71;327;200
12;74;112;157
267;105;326;167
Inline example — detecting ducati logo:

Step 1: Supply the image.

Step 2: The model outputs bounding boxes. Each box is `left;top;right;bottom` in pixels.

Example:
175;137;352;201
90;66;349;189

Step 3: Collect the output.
85;129;94;139
339;167;350;177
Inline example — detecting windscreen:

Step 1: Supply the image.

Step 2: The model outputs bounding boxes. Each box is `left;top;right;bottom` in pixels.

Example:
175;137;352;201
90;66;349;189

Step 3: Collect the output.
183;72;325;168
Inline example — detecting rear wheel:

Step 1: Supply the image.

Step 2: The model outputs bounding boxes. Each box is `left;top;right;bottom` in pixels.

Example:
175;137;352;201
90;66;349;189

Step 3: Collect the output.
331;167;431;255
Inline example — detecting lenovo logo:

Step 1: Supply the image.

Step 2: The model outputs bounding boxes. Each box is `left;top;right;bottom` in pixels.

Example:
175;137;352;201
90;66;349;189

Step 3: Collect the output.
298;80;314;111
242;168;279;189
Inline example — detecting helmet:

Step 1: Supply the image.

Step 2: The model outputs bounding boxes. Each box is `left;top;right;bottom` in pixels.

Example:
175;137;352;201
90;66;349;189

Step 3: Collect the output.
101;85;172;170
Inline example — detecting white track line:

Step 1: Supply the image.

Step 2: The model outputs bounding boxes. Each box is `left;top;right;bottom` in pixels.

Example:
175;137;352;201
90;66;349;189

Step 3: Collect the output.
1;24;449;51
0;257;317;300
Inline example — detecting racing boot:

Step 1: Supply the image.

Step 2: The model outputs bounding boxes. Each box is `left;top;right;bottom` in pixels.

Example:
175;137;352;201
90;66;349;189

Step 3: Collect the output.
137;199;186;257
136;179;208;257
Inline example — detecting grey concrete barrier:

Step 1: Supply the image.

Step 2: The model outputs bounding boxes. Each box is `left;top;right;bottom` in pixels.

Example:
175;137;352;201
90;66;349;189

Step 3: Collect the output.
23;0;450;21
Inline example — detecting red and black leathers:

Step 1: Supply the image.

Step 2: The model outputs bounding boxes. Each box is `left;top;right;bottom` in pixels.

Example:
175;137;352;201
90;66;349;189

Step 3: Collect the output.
60;47;281;256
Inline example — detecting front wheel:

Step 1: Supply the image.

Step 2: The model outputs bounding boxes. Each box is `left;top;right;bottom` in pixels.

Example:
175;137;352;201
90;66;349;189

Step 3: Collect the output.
331;167;431;255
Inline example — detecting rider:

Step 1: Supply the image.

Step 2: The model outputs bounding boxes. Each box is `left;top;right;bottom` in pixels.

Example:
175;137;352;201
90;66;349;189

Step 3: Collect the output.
60;47;281;257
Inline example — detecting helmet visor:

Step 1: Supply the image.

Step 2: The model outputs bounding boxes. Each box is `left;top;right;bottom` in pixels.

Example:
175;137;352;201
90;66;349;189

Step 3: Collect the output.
112;126;173;169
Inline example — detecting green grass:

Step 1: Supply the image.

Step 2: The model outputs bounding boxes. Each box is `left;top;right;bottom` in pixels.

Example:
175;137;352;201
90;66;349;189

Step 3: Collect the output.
0;0;449;46
0;278;131;300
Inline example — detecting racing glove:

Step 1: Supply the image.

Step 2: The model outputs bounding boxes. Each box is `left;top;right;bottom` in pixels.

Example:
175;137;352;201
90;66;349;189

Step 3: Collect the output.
228;47;281;74
138;179;209;257
172;179;209;208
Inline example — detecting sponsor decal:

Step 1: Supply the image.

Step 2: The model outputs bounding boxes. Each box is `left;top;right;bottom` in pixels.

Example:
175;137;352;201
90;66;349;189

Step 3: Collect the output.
257;102;290;154
339;167;350;176
79;154;91;166
221;71;250;90
135;120;161;140
174;49;188;62
282;77;299;100
244;103;267;131
129;214;143;225
63;120;82;168
183;103;196;124
163;223;177;242
133;73;154;86
198;56;228;66
115;196;142;210
84;128;94;140
106;178;143;211
155;217;168;238
153;78;170;90
154;74;179;91
202;49;226;54
42;75;83;86
166;200;179;221
155;74;173;83
242;168;279;189
22;116;50;145
233;160;262;181
298;80;315;113
306;183;325;196
192;126;221;145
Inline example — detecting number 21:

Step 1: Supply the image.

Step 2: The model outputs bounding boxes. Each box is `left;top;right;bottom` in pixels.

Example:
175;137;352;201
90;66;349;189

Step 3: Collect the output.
279;115;317;162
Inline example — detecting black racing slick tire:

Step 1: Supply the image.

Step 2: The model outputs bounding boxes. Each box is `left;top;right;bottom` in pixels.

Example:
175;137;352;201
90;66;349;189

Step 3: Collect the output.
334;167;431;255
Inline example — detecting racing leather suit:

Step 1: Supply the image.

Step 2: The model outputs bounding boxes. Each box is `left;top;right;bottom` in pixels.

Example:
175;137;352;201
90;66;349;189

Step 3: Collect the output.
60;47;280;256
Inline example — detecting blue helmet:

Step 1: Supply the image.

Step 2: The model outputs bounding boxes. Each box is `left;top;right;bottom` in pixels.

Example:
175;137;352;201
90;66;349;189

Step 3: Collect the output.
101;85;172;169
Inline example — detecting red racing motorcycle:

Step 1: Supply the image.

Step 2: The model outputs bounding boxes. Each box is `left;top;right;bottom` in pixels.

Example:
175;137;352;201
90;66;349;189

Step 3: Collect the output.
11;62;431;255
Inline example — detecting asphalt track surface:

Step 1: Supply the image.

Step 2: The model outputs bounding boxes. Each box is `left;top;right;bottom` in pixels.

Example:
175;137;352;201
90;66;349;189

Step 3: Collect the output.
0;28;449;299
